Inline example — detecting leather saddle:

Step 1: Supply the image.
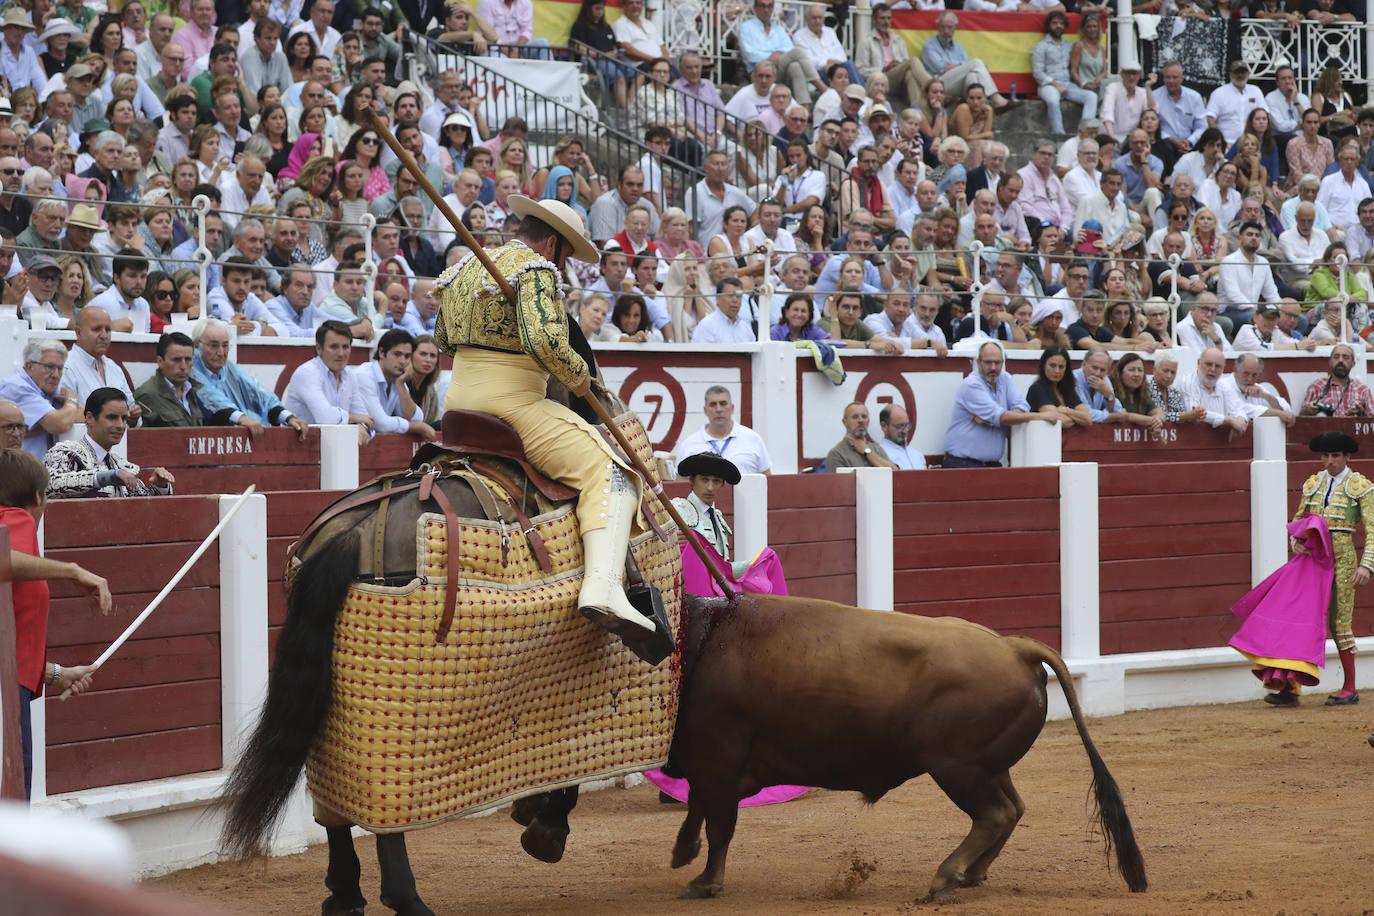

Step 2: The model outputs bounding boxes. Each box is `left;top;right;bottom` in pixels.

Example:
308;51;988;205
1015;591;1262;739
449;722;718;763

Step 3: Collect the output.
411;410;577;503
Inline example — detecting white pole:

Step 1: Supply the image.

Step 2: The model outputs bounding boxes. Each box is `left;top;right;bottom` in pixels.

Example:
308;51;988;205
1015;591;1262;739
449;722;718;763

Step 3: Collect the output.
59;486;257;698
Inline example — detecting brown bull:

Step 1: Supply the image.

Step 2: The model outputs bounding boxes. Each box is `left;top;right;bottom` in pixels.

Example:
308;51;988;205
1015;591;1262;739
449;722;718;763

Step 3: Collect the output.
666;594;1148;901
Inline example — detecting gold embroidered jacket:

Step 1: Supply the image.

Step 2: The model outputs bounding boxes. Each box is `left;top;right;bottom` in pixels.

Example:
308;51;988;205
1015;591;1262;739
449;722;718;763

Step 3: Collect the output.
1295;470;1374;570
434;240;588;392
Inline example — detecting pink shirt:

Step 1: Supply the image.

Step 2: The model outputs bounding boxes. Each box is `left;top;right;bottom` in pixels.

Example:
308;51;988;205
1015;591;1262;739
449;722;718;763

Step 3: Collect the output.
477;0;534;44
173;21;215;79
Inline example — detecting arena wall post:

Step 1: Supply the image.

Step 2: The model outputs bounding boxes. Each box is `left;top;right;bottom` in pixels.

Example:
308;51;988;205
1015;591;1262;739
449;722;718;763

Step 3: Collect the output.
751;342;799;474
734;472;769;570
1058;461;1100;660
1250;458;1288;587
317;424;361;489
218;491;268;769
850;466;894;611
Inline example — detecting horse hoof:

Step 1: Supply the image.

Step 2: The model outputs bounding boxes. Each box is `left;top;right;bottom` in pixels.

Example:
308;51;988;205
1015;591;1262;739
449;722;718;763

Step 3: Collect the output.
926;883;959;902
510;796;543;827
670;840;701;868
679;882;723;899
520;822;568;864
379;895;434;916
322;893;367;916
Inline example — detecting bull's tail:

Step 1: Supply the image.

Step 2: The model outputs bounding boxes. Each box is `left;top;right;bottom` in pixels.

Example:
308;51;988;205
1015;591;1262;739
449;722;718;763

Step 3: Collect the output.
219;528;361;859
1013;638;1148;893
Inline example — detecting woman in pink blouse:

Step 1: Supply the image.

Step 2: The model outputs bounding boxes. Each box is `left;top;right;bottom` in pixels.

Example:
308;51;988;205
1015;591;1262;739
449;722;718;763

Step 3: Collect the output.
1285;108;1334;193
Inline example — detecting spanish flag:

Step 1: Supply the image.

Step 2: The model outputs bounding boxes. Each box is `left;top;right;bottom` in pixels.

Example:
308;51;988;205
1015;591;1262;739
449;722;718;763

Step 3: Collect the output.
530;2;1095;99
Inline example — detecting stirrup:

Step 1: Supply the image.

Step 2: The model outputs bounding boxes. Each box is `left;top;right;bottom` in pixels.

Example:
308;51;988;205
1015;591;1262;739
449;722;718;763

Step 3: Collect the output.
579;596;674;666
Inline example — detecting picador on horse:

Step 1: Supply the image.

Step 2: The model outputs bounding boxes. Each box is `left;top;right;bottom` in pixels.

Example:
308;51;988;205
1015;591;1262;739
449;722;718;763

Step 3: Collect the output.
218;190;1147;915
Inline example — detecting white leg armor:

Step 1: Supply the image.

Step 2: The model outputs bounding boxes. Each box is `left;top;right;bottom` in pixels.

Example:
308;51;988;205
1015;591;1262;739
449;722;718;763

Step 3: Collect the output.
578;467;657;656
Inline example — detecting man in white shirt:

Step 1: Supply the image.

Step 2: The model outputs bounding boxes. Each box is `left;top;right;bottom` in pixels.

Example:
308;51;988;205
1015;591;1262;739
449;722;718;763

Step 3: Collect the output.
1216;221;1280;329
1278;202;1329;291
1318;141;1372;230
793;2;859;87
877;403;926;470
1265;64;1310;142
1074;167;1132;240
58;307;141;424
1176;293;1229;352
674;385;773;475
1233;302;1299;352
1171;127;1226;190
209;257;284;336
354;329;435;440
282;319;374;445
1346;198;1374;262
686;150;755;245
1221;352;1295;426
771;139;827;230
724;60;776;124
211;85;250;162
611;0;668;67
864;291;945;354
1061;139;1100;227
1047;261;1090;327
693;278;755;343
1206;59;1265;146
85;250;150;333
1177;346;1248;436
288;0;341;58
742;199;796;260
217;155;273;231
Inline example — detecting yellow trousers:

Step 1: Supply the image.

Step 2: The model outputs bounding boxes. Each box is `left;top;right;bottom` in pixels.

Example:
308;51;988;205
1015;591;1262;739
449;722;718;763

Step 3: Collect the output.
444;348;640;534
1330;534;1358;652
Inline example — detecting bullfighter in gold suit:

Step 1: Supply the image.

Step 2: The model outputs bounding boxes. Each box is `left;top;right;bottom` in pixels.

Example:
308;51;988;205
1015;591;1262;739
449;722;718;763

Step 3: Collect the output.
435;196;669;663
1291;430;1373;706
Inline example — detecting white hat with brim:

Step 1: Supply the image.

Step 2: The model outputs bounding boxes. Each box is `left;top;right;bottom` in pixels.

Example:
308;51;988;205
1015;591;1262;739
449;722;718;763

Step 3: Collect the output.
442;111;476;134
1;8;34;30
39;17;80;41
68;203;102;231
1030;298;1065;325
507;195;598;264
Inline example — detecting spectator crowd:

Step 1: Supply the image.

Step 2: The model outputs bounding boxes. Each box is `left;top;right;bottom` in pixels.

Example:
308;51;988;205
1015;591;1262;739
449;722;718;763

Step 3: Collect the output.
0;0;1368;474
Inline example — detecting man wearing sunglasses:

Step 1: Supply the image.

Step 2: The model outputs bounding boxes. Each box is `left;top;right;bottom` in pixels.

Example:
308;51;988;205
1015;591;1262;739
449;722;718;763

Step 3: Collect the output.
0;154;29;236
0;339;80;459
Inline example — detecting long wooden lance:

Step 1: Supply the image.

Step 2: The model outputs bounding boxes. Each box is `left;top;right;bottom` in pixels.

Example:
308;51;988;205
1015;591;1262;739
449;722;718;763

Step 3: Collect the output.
60;485;258;699
361;110;737;599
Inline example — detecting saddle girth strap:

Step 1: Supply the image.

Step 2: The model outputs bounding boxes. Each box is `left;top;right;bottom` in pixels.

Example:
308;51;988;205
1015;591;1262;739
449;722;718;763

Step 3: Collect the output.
290;477;425;566
372;478;393;583
419;471;463;642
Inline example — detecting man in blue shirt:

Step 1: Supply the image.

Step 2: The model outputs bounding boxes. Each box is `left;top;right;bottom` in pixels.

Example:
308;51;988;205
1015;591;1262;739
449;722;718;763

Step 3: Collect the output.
943;341;1053;467
878;404;926;470
921;11;1012;110
737;0;823;105
811;227;893;312
1032;12;1098;136
1153;61;1208;157
1113;129;1164;218
1072;347;1120;423
192;318;310;439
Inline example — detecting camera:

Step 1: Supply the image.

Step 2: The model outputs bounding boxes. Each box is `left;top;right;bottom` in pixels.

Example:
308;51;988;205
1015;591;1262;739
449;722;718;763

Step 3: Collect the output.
1312;401;1336;417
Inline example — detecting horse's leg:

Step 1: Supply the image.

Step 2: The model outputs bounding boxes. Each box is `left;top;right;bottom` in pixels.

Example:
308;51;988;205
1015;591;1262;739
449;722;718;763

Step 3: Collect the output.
925;767;1021;902
680;788;738;899
517;786;578;864
322;825;366;916
961;771;1025;888
669;795;704;869
375;833;434;916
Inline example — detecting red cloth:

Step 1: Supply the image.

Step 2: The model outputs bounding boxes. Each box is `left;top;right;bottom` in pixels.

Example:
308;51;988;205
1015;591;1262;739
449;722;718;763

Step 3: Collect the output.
1229;513;1332;686
1;506;49;693
604;231;658;259
850;168;885;215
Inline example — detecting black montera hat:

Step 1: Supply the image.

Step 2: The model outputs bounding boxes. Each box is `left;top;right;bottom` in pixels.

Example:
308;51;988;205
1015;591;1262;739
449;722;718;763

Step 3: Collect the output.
677;451;742;485
1310;431;1359;454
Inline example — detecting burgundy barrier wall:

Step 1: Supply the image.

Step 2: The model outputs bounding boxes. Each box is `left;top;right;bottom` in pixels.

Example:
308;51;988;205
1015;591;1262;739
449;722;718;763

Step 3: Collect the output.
125;427;323;493
767;474;856;605
1098;461;1251;654
1063;422;1252;464
893;468;1061;649
43;497;222;795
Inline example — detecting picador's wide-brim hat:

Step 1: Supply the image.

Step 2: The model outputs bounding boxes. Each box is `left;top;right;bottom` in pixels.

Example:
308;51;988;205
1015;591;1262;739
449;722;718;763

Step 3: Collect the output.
1311;431;1359;454
507;195;598;264
677;451;742;485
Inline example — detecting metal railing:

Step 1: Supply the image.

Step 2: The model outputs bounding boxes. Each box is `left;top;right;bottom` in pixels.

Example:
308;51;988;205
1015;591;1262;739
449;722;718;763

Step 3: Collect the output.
413;37;712;225
658;0;853;82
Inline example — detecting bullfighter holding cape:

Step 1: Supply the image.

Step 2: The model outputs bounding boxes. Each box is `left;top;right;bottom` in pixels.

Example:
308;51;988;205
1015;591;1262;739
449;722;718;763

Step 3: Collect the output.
1231;431;1373;706
434;195;673;664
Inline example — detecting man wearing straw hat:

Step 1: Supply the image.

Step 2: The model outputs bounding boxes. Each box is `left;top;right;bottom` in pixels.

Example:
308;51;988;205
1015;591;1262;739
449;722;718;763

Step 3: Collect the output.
0;7;45;94
435;195;671;664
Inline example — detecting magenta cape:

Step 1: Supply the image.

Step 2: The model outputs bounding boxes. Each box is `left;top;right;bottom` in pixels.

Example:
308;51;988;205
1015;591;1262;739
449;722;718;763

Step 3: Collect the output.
645;534;806;807
1229;514;1333;685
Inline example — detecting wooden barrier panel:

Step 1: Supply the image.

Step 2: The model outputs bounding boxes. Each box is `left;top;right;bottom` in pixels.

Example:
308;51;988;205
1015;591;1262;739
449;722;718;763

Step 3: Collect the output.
43;497;224;795
1063;423;1251;464
1098;461;1252;654
124;426;323;494
263;490;350;666
892;468;1062;648
767;474;856;605
358;434;419;483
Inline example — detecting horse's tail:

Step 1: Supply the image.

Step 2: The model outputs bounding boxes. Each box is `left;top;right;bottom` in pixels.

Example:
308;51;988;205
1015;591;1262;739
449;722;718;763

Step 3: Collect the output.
219;528;360;860
1012;637;1148;893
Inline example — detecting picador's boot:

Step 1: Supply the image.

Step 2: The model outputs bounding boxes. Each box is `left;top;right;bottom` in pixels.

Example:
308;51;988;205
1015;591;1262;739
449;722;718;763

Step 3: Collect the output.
579;466;673;664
